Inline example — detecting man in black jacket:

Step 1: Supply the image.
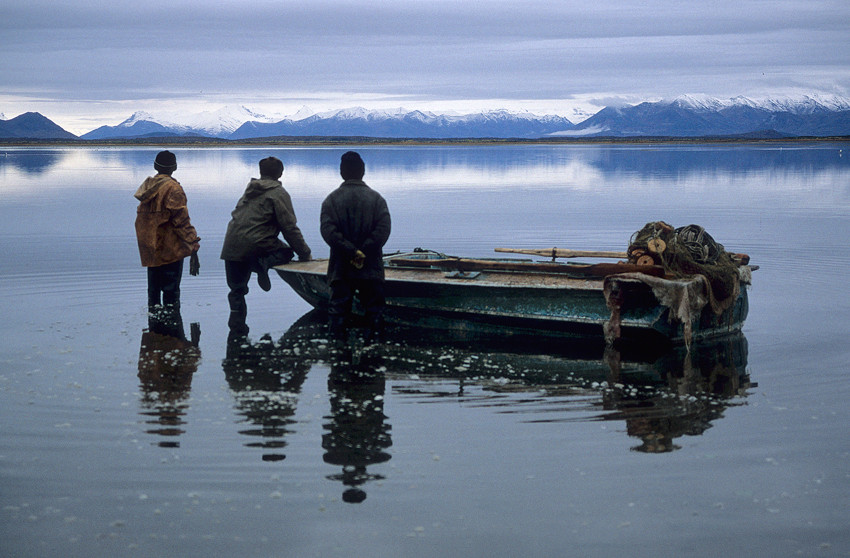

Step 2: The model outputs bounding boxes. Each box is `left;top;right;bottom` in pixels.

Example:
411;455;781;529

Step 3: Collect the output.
320;151;391;339
221;157;311;335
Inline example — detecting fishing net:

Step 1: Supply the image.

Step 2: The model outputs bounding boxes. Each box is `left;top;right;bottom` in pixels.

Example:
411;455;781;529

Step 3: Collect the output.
627;221;741;312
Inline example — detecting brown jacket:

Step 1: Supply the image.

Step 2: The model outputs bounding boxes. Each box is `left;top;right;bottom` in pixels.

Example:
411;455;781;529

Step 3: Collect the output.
134;174;200;267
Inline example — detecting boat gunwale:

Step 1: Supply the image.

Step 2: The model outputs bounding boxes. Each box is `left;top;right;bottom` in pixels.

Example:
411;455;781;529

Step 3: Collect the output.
275;259;607;290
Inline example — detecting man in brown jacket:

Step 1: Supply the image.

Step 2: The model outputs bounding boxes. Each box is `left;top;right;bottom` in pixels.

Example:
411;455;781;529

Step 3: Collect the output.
220;156;311;334
134;150;200;314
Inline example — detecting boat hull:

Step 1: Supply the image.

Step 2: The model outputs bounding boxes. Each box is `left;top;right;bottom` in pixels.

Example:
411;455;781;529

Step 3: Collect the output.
274;256;749;345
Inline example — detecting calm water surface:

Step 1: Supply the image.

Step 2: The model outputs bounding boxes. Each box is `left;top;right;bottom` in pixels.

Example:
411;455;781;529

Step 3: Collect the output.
1;143;848;557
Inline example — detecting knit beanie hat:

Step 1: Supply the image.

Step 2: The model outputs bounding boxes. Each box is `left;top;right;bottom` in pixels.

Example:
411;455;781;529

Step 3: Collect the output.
340;151;365;180
259;156;284;179
154;150;177;173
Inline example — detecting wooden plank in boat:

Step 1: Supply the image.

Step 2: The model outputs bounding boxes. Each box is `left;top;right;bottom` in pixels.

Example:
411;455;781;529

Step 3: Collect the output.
495;247;628;259
386;257;665;278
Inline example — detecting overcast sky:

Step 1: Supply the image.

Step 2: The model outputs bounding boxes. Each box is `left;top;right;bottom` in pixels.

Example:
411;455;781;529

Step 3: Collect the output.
2;0;849;134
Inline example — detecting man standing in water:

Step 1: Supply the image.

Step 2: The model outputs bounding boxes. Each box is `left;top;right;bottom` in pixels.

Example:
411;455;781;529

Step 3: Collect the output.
320;151;391;341
220;156;312;335
134;150;200;315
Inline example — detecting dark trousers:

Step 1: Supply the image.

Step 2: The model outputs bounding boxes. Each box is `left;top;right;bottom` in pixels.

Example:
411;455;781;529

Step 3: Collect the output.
147;259;184;311
225;259;253;332
224;249;292;332
328;278;386;323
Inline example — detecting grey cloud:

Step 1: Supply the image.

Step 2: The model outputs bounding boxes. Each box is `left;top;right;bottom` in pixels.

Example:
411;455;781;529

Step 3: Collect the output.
1;0;848;108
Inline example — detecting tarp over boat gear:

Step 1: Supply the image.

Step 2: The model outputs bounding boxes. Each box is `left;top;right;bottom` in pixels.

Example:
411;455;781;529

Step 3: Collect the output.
603;267;752;348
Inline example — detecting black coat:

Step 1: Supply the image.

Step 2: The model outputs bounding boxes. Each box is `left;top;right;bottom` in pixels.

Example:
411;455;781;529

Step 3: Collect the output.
320;179;391;283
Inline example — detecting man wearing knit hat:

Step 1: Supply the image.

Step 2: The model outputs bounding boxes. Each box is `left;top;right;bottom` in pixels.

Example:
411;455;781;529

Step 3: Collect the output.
320;151;391;341
221;156;312;335
134;150;201;315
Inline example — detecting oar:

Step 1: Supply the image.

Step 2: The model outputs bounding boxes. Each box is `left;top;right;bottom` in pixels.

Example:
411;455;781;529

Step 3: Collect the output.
495;247;628;260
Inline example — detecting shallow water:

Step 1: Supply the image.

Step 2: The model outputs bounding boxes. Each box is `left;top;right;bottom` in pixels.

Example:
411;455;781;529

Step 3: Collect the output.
1;143;849;557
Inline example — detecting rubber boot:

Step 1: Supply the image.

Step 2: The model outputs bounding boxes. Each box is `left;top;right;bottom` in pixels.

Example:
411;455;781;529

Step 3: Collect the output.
228;312;249;336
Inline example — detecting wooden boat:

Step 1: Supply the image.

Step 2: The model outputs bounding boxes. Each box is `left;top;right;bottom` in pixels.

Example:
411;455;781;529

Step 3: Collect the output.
274;249;754;346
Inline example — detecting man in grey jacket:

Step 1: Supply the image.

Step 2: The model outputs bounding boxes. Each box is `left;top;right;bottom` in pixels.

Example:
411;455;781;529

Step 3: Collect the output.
221;157;311;334
320;151;391;340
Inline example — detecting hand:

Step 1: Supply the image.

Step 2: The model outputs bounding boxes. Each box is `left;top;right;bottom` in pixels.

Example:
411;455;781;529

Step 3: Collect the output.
189;251;200;276
350;250;365;269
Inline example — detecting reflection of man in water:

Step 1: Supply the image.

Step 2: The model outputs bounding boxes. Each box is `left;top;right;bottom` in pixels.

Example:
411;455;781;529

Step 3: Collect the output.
137;309;201;447
322;354;392;503
222;332;310;462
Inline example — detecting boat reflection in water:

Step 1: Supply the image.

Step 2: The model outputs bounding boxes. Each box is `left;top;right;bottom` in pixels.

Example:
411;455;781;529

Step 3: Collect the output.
384;322;750;454
286;311;751;454
601;334;751;452
222;310;752;499
137;309;201;448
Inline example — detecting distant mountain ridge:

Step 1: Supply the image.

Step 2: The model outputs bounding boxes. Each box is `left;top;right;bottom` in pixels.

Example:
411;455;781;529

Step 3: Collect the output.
0;112;78;140
228;108;576;140
3;94;850;140
82;106;275;140
567;94;850;137
77;106;578;140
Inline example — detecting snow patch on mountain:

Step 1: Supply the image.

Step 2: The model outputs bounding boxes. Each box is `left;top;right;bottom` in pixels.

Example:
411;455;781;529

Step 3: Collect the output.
122;111;157;126
664;93;850;114
180;105;277;135
748;93;850;113
116;105;282;136
314;106;431;120
290;106;316;121
666;94;727;112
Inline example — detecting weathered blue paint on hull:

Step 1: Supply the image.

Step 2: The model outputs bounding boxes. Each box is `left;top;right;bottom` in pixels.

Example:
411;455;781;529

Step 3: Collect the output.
274;257;750;345
611;279;749;343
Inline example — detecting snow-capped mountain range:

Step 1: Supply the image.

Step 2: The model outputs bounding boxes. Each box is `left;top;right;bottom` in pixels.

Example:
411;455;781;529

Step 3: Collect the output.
670;93;850;113
84;105;281;139
80;105;579;140
3;94;850;140
562;94;850;138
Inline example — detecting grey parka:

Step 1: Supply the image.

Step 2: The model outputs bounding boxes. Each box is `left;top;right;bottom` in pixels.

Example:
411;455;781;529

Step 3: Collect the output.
220;178;311;262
